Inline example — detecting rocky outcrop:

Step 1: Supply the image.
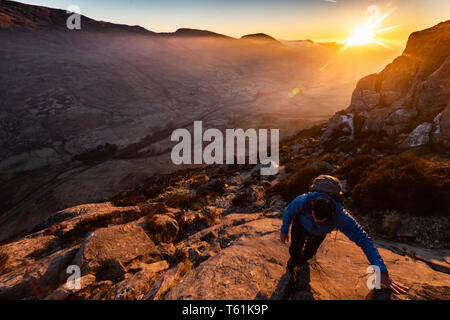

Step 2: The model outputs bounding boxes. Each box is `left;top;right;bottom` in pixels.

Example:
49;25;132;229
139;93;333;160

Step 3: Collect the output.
45;274;96;300
321;20;450;153
401;123;433;148
147;214;179;243
113;261;169;300
431;104;450;150
163;215;450;300
0;246;79;299
0;162;449;300
73;224;160;276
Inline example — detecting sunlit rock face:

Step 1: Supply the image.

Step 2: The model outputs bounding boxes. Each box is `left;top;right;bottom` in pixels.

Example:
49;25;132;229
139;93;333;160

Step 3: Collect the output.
347;74;380;113
1;202;449;300
321;20;450;153
431;104;450;150
401;123;433;148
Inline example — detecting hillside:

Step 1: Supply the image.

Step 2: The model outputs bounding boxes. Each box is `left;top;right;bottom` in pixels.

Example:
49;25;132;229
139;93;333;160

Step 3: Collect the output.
241;33;281;45
0;163;448;300
0;0;394;240
0;0;154;34
0;3;448;300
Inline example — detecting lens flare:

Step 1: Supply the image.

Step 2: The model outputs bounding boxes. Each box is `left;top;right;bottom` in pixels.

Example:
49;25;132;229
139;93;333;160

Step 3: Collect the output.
338;8;400;53
320;7;401;71
347;25;375;46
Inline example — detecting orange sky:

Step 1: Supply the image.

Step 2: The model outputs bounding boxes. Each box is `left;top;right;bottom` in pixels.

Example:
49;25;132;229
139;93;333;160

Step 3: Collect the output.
21;0;450;42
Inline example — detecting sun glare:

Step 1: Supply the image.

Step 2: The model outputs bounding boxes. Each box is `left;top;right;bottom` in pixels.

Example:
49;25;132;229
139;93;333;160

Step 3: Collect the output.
348;25;375;46
337;8;400;53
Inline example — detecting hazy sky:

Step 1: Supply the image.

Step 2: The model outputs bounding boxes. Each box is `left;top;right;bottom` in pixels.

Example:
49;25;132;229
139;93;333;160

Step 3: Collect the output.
19;0;450;41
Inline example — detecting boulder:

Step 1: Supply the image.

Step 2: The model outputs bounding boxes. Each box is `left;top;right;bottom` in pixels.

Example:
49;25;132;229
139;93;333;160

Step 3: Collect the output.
321;113;354;142
413;57;450;121
0;234;57;272
144;262;186;300
165;235;289;300
431;104;450;151
401;123;433;148
45;274;96;300
72;224;159;276
157;242;176;261
113;261;169;300
384;108;418;135
95;259;126;282
149;214;179;243
347;74;380;112
0;246;79;299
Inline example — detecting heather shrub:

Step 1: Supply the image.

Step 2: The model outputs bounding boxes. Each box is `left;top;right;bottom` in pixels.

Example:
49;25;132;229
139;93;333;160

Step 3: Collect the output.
190;175;210;188
337;154;377;187
232;191;253;206
319;153;344;165
59;210;141;243
353;154;450;216
0;251;8;275
380;214;409;237
196;178;226;195
143;185;165;199
112;195;146;207
242;179;258;188
165;194;202;210
141;202;168;216
284;157;310;174
283;124;325;143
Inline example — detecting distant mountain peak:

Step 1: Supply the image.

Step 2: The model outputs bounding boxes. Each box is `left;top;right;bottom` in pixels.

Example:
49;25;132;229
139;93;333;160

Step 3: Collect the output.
240;33;281;45
0;0;156;35
168;28;233;39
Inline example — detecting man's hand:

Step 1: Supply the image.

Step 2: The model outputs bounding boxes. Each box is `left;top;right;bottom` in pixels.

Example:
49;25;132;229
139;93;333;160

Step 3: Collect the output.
380;272;409;294
280;233;289;244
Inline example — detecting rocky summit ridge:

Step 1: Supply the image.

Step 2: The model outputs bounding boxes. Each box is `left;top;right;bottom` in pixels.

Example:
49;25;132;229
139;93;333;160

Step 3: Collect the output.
322;20;450;154
0;160;448;300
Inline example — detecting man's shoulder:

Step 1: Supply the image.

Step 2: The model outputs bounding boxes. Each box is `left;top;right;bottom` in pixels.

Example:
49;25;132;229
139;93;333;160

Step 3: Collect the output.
291;193;312;205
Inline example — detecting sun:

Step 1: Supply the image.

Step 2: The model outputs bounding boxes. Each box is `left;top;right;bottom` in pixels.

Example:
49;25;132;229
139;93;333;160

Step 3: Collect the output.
347;25;375;46
337;8;400;53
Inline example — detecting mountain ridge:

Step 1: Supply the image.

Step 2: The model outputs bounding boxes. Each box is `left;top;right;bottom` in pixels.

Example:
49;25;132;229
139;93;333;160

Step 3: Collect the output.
0;0;319;44
0;0;156;34
321;19;450;153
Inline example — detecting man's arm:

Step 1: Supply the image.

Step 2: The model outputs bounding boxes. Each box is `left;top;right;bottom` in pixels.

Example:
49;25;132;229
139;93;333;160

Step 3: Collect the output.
280;195;305;235
336;208;408;294
335;208;388;273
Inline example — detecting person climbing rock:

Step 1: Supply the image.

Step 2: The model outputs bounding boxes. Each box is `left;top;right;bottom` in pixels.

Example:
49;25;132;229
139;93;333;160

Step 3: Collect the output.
279;175;408;295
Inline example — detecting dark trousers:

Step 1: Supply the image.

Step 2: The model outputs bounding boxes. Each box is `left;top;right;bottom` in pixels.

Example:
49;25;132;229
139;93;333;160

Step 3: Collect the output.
289;216;326;264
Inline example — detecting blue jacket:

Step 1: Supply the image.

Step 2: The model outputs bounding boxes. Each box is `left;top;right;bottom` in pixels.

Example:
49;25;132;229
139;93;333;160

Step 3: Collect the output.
281;192;388;273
